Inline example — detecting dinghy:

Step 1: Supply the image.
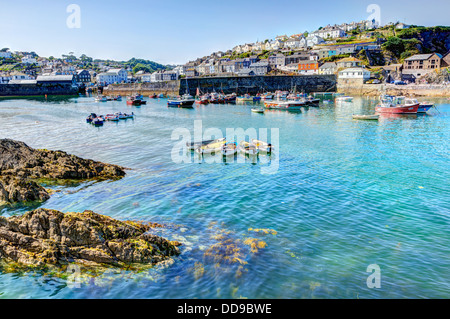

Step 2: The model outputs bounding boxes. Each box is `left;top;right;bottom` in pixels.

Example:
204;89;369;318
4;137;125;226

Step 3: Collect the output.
238;141;259;156
195;139;227;155
352;114;379;120
251;139;274;153
222;142;237;156
187;138;226;151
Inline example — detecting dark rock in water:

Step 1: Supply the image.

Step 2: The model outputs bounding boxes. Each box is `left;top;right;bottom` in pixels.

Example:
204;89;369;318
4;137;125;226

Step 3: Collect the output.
0;208;181;269
0;139;126;205
0;176;50;205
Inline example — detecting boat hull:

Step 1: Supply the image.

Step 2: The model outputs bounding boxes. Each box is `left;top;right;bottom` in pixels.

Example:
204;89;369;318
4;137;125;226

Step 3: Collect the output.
375;104;419;114
417;104;433;113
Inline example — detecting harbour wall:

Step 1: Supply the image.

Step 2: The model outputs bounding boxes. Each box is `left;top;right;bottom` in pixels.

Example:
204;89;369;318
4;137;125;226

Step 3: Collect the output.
103;75;337;96
0;83;78;96
103;81;180;96
181;75;337;96
338;82;450;97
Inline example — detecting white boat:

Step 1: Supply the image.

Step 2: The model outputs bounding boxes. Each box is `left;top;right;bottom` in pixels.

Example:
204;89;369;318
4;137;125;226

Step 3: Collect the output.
352;114;379;120
251;139;274;153
222;142;237;156
264;99;305;110
251;108;265;113
187;138;226;151
335;96;353;102
195;139;227;155
95;95;107;102
238;141;259;156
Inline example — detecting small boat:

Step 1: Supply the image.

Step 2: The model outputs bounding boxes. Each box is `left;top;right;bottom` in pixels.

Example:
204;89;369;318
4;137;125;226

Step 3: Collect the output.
114;95;122;101
127;95;146;106
236;94;254;102
352;114;379;120
86;113;97;123
149;94;157;99
238;141;259;156
264;100;305;110
186;138;226;151
251;139;274;154
104;114;120;121
222;142;237;156
195;139;227;155
91;117;104;126
306;95;320;105
196;95;209;104
168;93;196;108
223;93;237;103
251;108;265;113
95;95;107;102
158;93;164;98
335;96;353;102
404;98;434;113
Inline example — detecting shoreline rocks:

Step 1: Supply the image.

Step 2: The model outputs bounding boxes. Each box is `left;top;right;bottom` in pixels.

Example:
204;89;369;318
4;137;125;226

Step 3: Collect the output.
0;139;126;206
0;208;181;270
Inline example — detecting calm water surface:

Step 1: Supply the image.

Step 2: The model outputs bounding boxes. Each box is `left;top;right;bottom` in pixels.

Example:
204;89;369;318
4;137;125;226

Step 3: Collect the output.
0;95;449;299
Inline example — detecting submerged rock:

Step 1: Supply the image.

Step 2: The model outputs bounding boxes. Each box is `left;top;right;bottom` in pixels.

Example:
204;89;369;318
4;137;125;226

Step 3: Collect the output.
0;139;126;205
0;208;181;269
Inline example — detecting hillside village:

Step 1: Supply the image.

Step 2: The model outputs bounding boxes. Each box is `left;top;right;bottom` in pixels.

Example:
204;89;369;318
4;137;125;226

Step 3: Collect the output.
1;20;450;89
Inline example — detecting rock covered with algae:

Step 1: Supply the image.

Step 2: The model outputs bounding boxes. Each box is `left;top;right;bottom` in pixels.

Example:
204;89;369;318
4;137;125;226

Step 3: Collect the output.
0;208;181;270
0;139;126;206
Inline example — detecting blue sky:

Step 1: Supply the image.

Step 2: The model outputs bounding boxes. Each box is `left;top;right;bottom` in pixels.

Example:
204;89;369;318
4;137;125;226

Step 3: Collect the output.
0;0;449;65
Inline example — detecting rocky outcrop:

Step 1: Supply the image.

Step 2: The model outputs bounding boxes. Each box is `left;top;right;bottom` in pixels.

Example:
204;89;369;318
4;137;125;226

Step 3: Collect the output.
0;208;181;268
0;139;126;205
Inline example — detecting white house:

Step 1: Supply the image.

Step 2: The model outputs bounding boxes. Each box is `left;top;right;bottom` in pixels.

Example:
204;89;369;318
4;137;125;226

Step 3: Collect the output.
21;55;37;64
0;51;12;59
96;68;128;85
312;26;346;39
285;37;302;49
300;35;325;48
338;67;371;81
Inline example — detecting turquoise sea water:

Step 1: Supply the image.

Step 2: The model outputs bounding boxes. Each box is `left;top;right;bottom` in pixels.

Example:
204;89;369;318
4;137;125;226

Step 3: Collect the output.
0;95;449;299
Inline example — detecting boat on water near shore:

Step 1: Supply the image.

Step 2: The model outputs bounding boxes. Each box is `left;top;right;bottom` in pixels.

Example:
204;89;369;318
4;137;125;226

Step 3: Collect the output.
251;139;273;153
127;95;146;106
251;108;265;113
168;93;196;108
195;139;227;155
403;98;434;113
238;141;259;156
104;114;120;121
222;142;237;156
186;138;226;151
375;95;419;114
95;95;107;102
352;114;379;120
335;96;353;102
264;99;306;111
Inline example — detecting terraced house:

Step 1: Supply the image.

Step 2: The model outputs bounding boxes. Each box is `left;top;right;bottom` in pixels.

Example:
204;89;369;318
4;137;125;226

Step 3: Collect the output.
402;53;442;80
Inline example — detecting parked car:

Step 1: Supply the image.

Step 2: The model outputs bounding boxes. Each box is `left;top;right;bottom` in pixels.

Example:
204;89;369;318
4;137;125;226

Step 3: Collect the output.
394;80;407;85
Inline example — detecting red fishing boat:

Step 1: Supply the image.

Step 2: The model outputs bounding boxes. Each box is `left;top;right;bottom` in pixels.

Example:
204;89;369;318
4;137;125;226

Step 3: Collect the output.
375;95;418;114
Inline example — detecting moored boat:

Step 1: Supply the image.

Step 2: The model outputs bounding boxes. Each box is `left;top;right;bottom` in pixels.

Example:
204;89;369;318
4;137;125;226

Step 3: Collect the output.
238;141;259;156
168;93;196;108
335;96;353;102
104;114;120;121
264;99;305;110
375;95;418;114
195;139;227;155
251;139;274;154
251;108;265;113
186;138;226;151
222;142;237;156
352;114;379;120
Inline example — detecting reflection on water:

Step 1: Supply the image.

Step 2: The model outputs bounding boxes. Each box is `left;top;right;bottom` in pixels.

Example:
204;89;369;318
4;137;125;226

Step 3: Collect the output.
0;96;449;299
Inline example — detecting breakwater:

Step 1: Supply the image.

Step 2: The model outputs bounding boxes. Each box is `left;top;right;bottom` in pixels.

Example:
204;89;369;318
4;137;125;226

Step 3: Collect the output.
0;83;78;96
103;75;337;96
